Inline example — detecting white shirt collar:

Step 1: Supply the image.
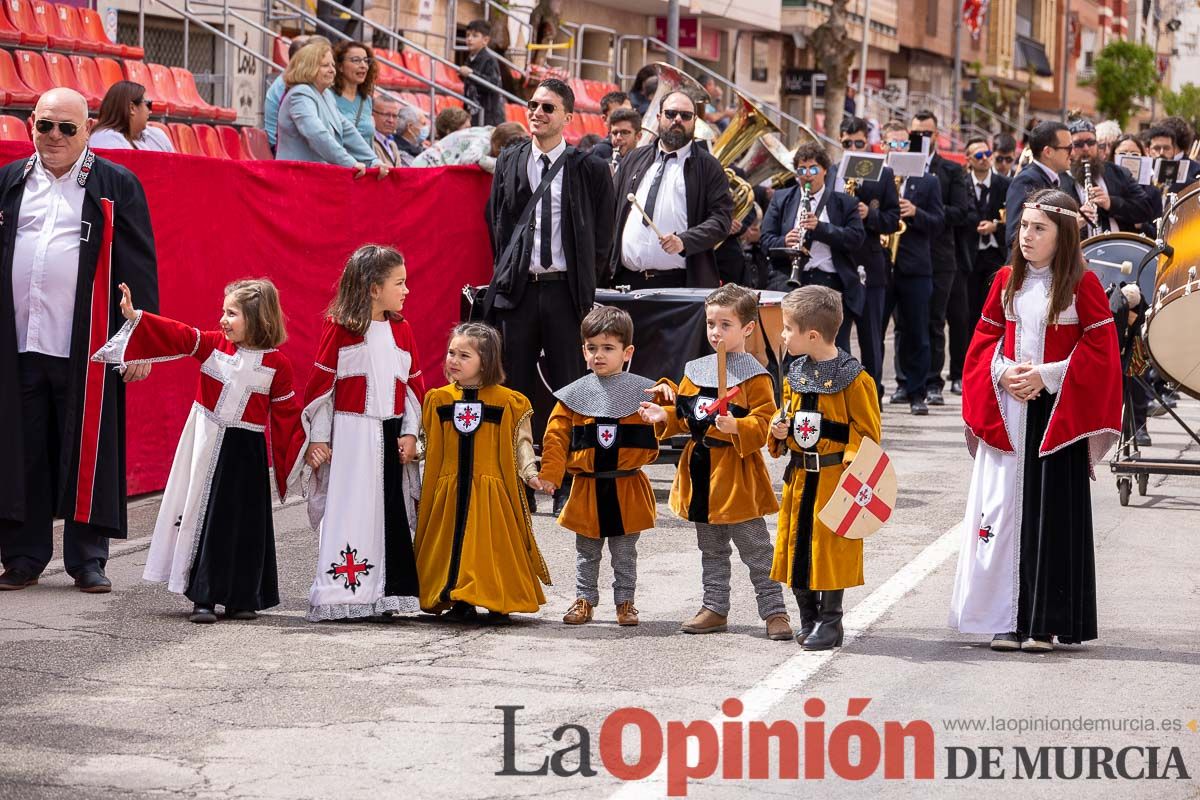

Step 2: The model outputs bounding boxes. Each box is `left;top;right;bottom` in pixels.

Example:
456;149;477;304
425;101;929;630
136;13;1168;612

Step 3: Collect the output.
531;136;567;161
34;147;88;185
972;171;992;188
658;140;692;160
1034;159;1060;185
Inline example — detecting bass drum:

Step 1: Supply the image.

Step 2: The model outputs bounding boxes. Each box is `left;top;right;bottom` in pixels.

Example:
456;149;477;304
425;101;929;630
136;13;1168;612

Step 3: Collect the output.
1146;185;1200;399
1080;231;1157;302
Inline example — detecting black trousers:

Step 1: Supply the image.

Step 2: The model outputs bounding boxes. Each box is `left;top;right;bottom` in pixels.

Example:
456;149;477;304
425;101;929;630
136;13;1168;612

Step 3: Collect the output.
967;247;1006;329
0;354;109;576
889;274;932;399
927;266;955;390
495;279;586;441
857;285;886;396
768;268;854;351
611;266;688;290
946;268;972;384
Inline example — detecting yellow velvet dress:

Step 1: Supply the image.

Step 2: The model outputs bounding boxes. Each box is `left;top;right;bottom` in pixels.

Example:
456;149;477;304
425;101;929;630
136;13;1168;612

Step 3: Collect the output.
768;361;881;591
654;370;780;525
414;383;550;614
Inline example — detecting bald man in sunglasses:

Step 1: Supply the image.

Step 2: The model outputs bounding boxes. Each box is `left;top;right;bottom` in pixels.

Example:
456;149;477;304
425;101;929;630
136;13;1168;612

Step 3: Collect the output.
0;89;158;594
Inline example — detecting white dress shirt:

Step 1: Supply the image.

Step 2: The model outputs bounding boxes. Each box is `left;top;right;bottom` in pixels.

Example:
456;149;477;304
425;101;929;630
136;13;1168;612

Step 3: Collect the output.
793;185;835;274
526;137;567;272
89;126;174;152
973;173;999;250
12;149;89;357
620;141;692;272
1034;159;1061;187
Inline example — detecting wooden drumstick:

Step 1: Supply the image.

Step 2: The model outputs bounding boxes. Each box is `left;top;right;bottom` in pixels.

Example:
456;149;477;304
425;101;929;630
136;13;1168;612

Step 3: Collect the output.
627;193;665;238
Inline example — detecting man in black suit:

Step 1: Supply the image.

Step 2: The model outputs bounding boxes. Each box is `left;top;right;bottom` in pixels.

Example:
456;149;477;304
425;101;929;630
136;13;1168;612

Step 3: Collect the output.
837;115;900;391
962;137;1010;340
1147;122;1200;194
760;141;866;348
484;78;615;448
880;121;944;416
1005;120;1078;247
609;90;732;289
909;111;977;407
1067;118;1156;239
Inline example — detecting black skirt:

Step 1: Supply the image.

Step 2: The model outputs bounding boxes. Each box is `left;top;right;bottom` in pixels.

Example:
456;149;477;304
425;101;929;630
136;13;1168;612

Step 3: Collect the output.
1017;392;1098;643
186;428;279;610
381;416;420;599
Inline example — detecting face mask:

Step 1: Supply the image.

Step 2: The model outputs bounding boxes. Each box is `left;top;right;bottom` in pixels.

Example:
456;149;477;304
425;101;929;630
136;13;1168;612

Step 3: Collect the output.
418;124;430;141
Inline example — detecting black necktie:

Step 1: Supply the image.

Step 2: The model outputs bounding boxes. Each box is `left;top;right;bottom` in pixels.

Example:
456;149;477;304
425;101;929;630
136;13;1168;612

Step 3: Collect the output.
975;183;988;215
642;151;677;226
539;154;552;268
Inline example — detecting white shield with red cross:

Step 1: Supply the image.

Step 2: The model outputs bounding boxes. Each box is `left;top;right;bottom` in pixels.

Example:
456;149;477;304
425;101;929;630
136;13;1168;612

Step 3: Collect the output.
693;396;716;420
793;411;822;449
596;423;618;449
453;402;484;434
817;436;897;540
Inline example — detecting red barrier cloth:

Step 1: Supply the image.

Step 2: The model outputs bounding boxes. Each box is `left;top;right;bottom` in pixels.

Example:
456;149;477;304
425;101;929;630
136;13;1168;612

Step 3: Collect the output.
0;143;495;495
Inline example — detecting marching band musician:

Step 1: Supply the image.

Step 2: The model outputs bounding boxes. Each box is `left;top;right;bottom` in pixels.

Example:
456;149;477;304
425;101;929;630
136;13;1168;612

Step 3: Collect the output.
879;121;944;416
1066;119;1155;239
1004;121;1078;247
760;142;865;349
962;137;1010;335
1147;119;1200;195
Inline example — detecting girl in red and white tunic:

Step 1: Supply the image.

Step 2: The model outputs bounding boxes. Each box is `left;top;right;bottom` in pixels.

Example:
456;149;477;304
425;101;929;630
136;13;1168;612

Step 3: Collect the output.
951;189;1122;652
91;279;303;623
296;246;426;622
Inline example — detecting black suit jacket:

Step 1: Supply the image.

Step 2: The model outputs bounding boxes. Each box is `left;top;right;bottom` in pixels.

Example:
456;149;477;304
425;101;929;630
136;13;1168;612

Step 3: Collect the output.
1080;161;1156;233
831;164;901;288
486;141;615;319
1169;158;1200;194
962;171;1010;268
761;184;867;313
893;174;944;277
929;153;978;273
0;152;158;535
609;142;733;288
1004;161;1078;247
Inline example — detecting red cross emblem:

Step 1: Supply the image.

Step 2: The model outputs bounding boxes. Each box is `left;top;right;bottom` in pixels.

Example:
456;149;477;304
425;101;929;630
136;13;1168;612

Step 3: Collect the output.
798;419;818;438
457;407;479;426
792;411;822;448
327;544;373;592
596;423;618;449
978;524;994;543
453;401;484;434
833;453;893;537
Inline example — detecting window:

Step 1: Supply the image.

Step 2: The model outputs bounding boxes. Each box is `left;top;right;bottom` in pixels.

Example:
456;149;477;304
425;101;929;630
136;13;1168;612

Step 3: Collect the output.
1016;0;1034;39
926;0;939;37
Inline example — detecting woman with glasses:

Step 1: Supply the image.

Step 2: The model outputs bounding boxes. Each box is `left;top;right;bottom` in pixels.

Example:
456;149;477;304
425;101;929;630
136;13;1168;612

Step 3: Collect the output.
276;40;380;173
333;40;378;146
88;81;174;152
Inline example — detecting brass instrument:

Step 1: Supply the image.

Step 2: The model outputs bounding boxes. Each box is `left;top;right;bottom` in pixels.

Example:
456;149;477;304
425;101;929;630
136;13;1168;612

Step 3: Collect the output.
711;96;786;221
639;62;719;146
786;182;814;288
844;178;859;196
881;175;907;262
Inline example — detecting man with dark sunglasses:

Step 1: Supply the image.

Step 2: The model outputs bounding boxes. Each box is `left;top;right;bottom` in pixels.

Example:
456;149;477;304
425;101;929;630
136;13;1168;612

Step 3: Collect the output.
991;133;1017;179
962;137;1009;340
1066;118;1154;239
609;90;733;289
1003;120;1077;247
0;89;159;594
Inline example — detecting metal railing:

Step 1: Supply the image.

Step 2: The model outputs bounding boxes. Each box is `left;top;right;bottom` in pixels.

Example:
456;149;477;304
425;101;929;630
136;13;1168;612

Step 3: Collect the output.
466;0;574;75
572;22;618;82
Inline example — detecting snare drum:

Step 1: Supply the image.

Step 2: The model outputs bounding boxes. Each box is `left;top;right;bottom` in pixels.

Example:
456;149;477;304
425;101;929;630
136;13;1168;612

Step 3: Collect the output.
1145;186;1200;399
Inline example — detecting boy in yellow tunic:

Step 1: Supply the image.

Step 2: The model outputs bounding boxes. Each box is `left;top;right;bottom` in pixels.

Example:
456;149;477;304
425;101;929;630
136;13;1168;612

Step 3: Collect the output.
639;285;792;641
769;286;881;650
536;307;658;627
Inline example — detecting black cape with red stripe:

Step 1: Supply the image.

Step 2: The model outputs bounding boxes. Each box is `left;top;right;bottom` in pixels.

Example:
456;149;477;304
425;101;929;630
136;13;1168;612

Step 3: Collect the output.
0;151;159;537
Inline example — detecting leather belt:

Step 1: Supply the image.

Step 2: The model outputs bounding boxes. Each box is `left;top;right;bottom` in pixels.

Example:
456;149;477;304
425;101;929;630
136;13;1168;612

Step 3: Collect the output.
788;449;844;474
528;270;567;282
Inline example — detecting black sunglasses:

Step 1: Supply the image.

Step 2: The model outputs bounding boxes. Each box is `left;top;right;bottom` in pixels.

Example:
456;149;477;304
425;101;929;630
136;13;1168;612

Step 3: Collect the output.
1071;138;1098;149
527;100;558;114
134;97;154;112
662;109;695;121
993;154;1014;163
840;139;869;149
34;119;80;137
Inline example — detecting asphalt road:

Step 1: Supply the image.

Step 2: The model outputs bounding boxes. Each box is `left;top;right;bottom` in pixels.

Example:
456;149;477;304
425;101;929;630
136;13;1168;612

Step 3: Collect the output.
2;387;1198;800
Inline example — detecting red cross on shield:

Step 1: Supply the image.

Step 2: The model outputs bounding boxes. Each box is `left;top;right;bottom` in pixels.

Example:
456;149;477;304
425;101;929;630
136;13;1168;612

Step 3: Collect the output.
453;401;483;434
817;437;897;540
793;410;822;449
596;423;617;449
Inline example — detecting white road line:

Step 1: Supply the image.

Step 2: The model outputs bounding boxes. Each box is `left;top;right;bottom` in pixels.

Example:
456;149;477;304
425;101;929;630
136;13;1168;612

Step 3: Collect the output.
607;522;963;799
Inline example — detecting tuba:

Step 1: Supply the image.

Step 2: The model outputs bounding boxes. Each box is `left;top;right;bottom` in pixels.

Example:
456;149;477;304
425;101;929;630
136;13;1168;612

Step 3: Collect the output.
711;95;787;221
639;62;719;146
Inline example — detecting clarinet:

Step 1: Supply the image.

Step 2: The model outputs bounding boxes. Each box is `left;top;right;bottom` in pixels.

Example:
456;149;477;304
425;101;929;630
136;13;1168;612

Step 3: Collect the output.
786;182;813;288
1083;161;1097;238
610;149;621;176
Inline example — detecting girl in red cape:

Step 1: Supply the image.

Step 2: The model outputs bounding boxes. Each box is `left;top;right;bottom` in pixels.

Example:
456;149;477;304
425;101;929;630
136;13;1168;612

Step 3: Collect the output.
949;189;1121;652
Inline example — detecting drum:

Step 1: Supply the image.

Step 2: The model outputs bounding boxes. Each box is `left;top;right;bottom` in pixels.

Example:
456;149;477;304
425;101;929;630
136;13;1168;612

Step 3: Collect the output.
1080;232;1157;303
1146;185;1200;399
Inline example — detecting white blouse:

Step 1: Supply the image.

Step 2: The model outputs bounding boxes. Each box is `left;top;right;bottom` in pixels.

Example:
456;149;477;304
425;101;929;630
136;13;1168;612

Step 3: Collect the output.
89;126;175;152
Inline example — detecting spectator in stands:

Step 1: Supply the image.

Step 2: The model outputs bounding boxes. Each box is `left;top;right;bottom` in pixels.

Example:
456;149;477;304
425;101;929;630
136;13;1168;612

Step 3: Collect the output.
629;65;658;115
265;35;327;151
89;81;174;152
460;19;506;128
489;121;529;157
275;40;381;174
435;106;471;139
371;94;403;166
333;40;378;146
591;92;633;161
394;105;429;165
412;126;498;172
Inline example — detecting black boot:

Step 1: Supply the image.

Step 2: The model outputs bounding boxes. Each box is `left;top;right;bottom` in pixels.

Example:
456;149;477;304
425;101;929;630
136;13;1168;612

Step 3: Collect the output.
802;590;844;651
792;589;819;645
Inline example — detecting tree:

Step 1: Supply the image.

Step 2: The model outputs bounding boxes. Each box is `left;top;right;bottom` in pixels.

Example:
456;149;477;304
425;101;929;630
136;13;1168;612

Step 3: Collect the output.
1162;83;1200;135
1088;41;1159;128
810;0;859;141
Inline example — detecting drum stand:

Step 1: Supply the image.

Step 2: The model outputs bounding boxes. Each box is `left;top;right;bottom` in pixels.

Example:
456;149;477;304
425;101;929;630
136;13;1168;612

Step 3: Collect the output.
1110;372;1200;506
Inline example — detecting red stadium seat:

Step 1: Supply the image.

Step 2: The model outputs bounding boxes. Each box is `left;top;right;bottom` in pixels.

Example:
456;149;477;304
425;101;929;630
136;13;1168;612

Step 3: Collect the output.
376;48;422;90
192;123;229;158
44;53;102;109
568;78;600;113
148;62;199;117
13;51;56;98
170;67;237;122
148;120;175;149
4;0;48;47
91;56;124;90
79;7;141;58
582;112;607;137
0;4;22;44
168;123;202;156
0;114;29;141
240;127;273;160
563;113;585;145
123;60;175;115
405;91;432;114
272;35;289;68
0;50;37;106
56;4;114;56
33;0;78;50
215;124;244;158
504;103;527;127
434;60;463;95
70;56;109;104
402;50;433;83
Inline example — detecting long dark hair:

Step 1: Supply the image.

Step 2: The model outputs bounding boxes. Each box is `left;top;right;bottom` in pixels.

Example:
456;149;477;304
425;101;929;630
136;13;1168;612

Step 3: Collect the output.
326;245;405;335
1006;188;1085;323
333;40;378;98
94;81;146;139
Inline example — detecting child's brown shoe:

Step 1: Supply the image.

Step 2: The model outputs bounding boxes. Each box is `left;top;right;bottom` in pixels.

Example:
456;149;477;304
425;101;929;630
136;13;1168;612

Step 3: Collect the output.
616;601;639;626
562;598;594;625
765;613;793;641
680;607;727;634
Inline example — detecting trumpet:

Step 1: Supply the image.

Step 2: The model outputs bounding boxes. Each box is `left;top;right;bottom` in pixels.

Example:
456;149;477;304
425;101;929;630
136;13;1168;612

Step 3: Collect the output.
786;182;813;288
881;175;907;262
